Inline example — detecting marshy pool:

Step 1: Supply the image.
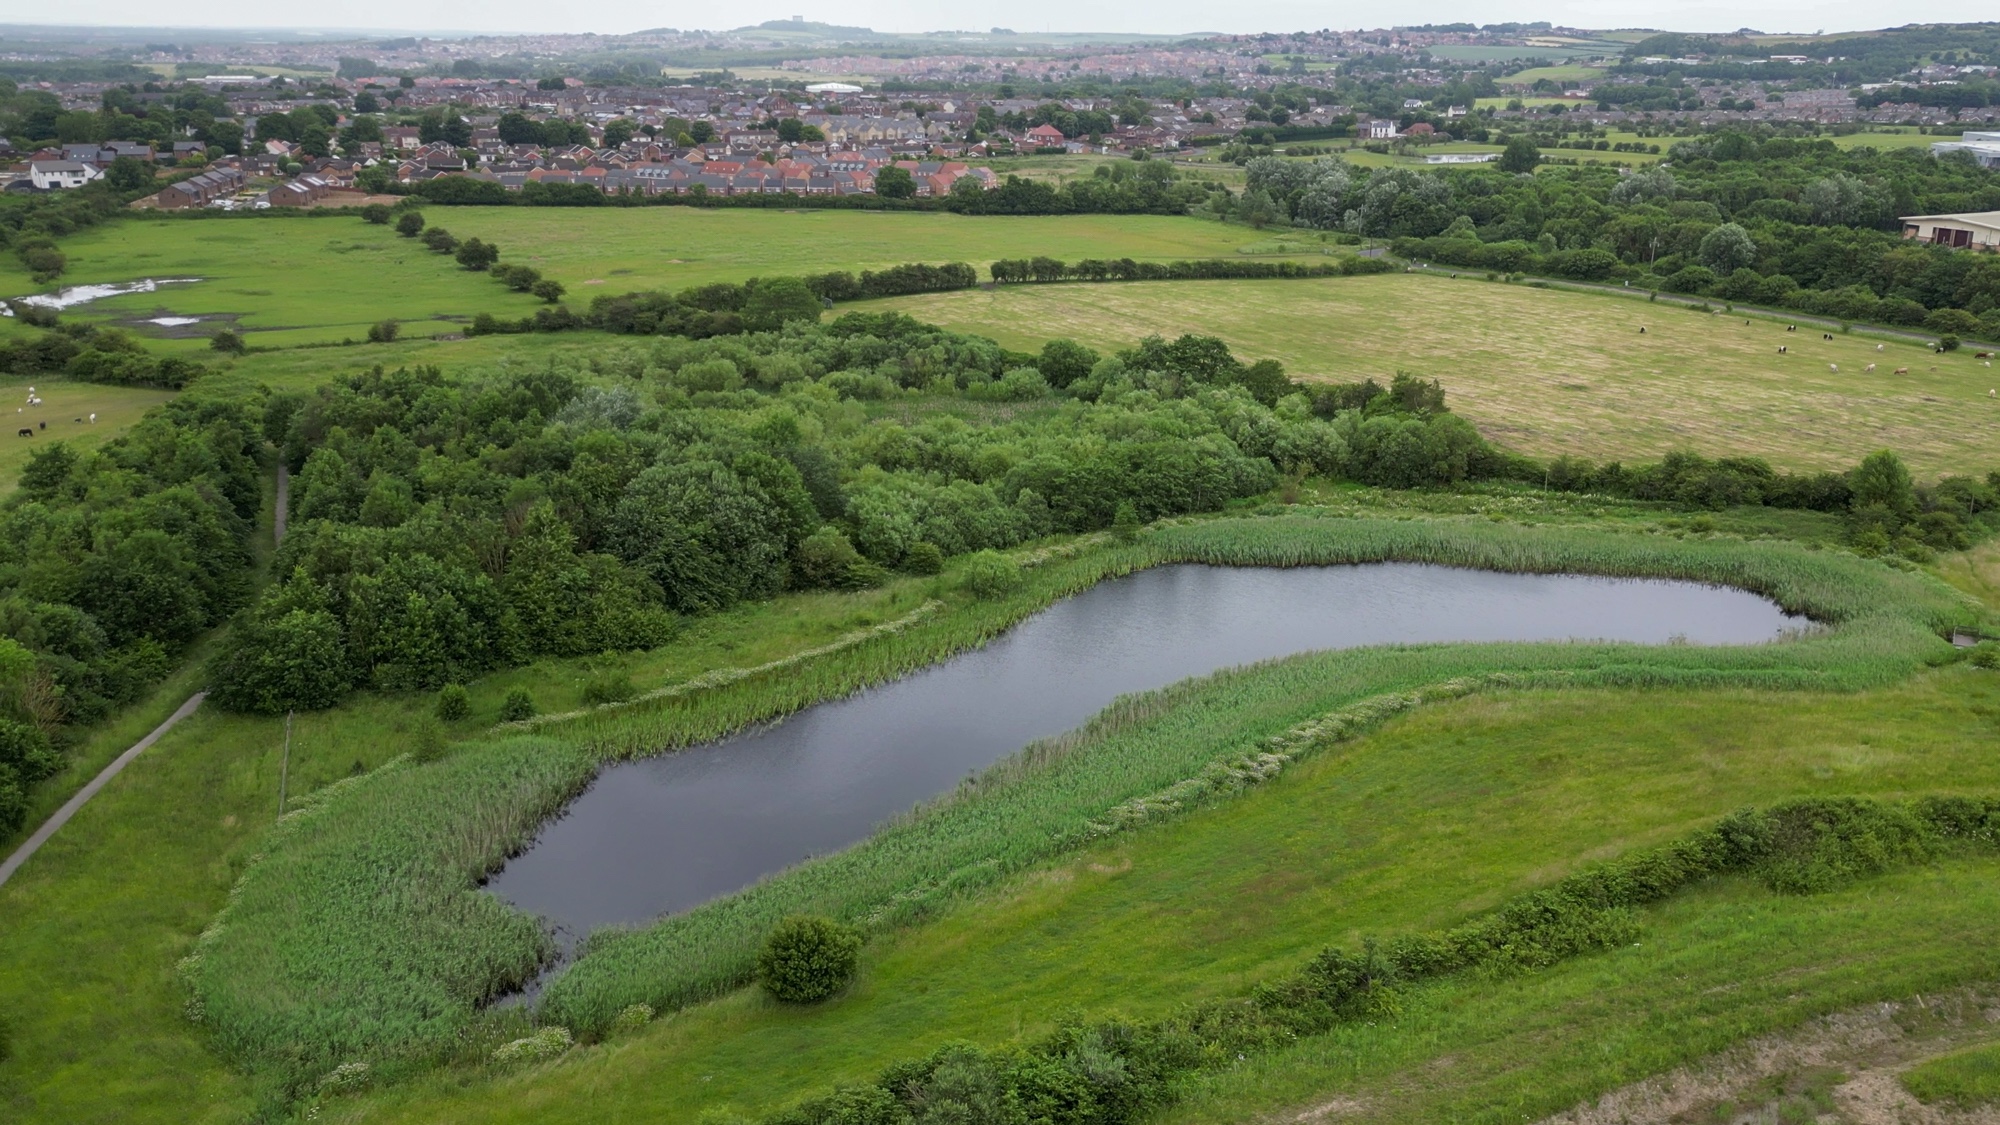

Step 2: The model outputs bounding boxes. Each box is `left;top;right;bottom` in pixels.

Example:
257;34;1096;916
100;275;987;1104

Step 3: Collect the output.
487;563;1807;939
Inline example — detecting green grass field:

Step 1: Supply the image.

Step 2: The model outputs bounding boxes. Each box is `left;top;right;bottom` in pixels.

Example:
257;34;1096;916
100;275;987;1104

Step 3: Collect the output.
863;273;2000;475
1902;1040;2000;1107
0;379;175;494
0;211;1294;349
321;670;2000;1125
1829;128;1953;151
1499;64;1607;84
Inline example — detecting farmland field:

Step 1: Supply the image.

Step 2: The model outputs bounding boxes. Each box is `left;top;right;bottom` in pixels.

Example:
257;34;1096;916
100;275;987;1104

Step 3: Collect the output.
0;379;175;493
864;273;2000;474
0;210;1295;349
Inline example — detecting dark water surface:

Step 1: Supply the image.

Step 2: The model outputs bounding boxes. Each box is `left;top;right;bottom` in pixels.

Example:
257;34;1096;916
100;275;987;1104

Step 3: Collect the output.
488;563;1805;937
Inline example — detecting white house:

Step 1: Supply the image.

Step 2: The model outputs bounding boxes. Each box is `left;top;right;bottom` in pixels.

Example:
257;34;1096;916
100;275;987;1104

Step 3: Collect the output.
29;160;102;190
1930;131;2000;168
1363;119;1399;140
1899;210;2000;250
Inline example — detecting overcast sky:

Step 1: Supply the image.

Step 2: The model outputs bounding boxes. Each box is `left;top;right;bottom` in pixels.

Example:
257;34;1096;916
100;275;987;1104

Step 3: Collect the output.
18;0;2000;38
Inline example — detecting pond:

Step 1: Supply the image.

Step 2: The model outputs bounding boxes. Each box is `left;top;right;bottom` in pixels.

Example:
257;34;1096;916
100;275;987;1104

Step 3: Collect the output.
487;563;1807;939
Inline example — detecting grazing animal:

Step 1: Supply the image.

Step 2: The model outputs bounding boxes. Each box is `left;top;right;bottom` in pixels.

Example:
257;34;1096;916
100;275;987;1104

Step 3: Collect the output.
1778;345;1788;353
72;418;80;423
1829;364;1839;372
88;412;96;423
1877;344;1885;351
1975;351;1992;359
1865;363;1877;372
1894;367;1910;374
1639;326;1646;333
16;428;31;438
37;421;44;431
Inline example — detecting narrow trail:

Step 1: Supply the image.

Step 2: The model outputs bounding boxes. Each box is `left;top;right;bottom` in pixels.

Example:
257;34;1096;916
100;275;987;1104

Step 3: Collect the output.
0;463;285;889
0;691;206;889
274;462;289;545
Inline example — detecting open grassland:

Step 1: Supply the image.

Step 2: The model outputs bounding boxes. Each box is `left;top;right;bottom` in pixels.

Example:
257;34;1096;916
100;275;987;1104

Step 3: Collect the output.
864;273;2000;475
1830;128;1955;151
0;379;175;494
0;211;1292;349
1499;64;1607;83
326;669;2000;1125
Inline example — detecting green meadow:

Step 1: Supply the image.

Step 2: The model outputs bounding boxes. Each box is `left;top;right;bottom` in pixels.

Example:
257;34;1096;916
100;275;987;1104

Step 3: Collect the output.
866;273;2000;475
1;210;1293;349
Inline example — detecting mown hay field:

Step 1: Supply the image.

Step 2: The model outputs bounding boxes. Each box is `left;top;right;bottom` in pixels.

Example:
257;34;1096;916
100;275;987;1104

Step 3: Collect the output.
865;273;2000;475
0;211;1295;349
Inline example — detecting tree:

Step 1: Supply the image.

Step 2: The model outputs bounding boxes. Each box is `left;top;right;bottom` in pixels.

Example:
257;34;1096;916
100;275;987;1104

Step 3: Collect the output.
367;319;400;343
756;915;862;1003
209;328;246;354
354;90;381;114
601;118;636;149
689;120;715;143
742;276;821;330
208;607;350;713
1849;450;1915;519
105;156;153;192
1036;338;1099;388
455;237;499;271
873;165;916;199
531;278;566;303
359;203;392;224
395;210;426;238
1697;222;1758;274
1497;135;1541;174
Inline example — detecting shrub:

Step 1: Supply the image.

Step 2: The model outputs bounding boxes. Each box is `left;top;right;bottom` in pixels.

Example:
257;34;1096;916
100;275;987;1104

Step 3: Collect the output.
1938;334;1961;352
411;715;447;763
531;278;566;304
608;1003;655;1035
366;319;400;344
435;683;470;721
756;915;862;1003
209;328;246;355
1971;644;2000;670
957;550;1022;598
1112;502;1142;542
359;204;392;225
903;541;944;575
395;210;425;237
500;688;537;721
581;673;635;706
490;1026;572;1066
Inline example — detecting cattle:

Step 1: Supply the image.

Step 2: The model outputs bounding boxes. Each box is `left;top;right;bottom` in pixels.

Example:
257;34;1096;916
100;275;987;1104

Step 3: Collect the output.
1894;367;1910;375
16;429;31;438
1975;351;1992;359
1778;345;1788;353
1639;326;1646;333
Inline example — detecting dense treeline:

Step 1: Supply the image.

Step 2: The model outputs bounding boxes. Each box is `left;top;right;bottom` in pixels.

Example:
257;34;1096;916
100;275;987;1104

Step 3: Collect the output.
988;255;1390;284
1244;144;2000;331
0;399;261;832
0;316;209;389
208;320;1332;713
753;795;2000;1125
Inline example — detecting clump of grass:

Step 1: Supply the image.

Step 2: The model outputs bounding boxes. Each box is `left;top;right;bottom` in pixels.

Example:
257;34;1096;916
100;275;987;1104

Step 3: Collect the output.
1903;1042;2000;1107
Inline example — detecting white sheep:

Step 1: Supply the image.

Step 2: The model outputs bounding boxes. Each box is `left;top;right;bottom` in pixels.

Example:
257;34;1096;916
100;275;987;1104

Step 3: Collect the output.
1829;364;1839;373
88;412;96;423
1865;363;1876;372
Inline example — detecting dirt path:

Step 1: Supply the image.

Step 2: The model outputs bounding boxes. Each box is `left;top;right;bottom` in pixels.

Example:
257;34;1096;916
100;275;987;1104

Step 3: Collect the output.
1535;987;2000;1125
274;463;289;545
0;691;206;889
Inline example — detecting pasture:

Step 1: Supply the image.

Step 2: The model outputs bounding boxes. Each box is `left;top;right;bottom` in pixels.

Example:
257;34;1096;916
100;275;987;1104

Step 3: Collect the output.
0;210;1295;349
0;379;176;493
863;273;2000;475
1498;63;1607;84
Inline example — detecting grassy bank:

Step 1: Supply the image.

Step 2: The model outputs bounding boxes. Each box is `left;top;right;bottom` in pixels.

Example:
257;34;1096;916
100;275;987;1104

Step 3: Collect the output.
863;272;2000;475
182;514;1978;1098
325;666;2000;1125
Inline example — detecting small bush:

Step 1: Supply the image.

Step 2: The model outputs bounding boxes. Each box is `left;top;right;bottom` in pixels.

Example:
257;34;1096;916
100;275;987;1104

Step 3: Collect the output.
903;540;944;575
209;328;246;355
359;204;392;225
581;673;635;706
316;1060;372;1094
608;1003;655;1035
435;683;470;721
957;550;1022;598
490;1025;572;1066
1112;502;1142;543
411;715;447;763
500;688;537;722
757;915;862;1003
1970;644;2000;670
367;319;400;344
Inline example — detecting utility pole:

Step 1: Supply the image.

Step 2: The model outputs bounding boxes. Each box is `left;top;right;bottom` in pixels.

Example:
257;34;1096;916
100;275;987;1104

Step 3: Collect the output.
277;710;293;818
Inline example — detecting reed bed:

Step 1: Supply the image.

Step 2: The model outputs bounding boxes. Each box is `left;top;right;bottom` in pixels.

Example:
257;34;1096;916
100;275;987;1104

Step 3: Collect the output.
187;515;1988;1086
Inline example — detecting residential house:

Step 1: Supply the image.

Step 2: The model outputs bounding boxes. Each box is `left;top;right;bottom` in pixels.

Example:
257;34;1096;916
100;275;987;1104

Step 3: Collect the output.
29;160;101;189
152;166;247;209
